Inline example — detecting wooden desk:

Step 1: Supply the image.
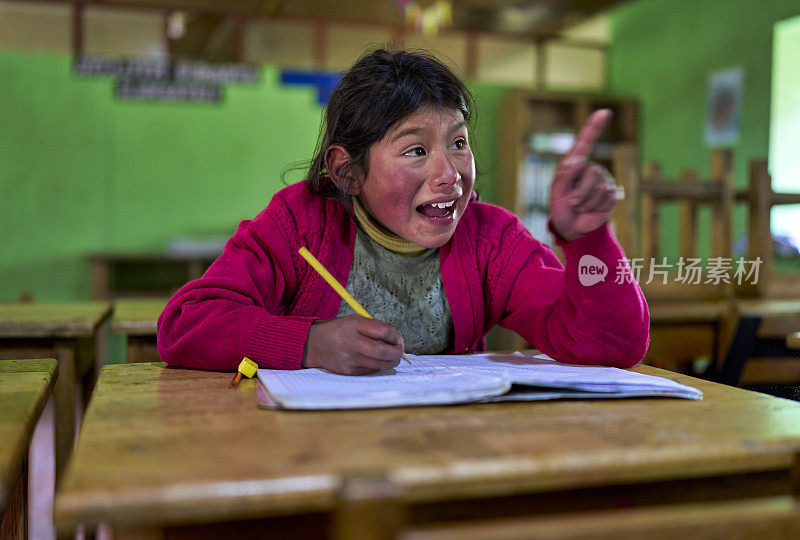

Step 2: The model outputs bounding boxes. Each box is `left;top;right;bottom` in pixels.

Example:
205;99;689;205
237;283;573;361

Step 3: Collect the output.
56;363;800;538
738;300;800;338
89;251;217;300
112;298;167;363
1;359;57;539
646;300;734;373
0;303;111;477
713;300;800;386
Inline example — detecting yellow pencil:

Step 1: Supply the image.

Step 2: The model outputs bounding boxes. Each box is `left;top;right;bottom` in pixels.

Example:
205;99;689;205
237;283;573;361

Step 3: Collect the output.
298;247;411;364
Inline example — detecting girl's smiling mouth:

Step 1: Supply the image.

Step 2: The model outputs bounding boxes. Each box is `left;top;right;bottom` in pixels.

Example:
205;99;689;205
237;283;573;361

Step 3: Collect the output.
416;196;460;220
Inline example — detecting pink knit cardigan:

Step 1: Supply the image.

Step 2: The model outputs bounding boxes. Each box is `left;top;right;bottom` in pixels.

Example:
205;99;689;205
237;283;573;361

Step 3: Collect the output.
157;182;649;370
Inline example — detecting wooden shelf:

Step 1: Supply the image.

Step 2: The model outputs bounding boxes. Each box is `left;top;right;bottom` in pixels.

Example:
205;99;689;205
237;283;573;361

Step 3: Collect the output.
498;90;638;221
491;90;639;350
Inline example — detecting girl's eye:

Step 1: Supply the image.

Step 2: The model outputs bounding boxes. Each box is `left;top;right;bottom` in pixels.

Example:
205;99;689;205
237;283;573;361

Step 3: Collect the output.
453;138;468;150
404;147;426;157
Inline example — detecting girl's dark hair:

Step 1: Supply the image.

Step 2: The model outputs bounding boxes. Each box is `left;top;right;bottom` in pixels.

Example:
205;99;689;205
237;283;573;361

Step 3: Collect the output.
300;48;475;214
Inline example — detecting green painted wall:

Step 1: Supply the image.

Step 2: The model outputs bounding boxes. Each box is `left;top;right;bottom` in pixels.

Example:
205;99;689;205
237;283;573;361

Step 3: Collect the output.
468;81;505;205
0;51;503;301
607;0;800;260
0;52;325;300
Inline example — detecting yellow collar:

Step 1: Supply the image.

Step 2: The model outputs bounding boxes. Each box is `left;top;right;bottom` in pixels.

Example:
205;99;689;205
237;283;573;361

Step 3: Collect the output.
352;197;428;257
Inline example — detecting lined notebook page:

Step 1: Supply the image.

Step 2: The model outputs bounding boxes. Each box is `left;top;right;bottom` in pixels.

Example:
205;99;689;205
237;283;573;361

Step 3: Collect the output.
258;367;509;410
401;353;702;396
257;352;702;409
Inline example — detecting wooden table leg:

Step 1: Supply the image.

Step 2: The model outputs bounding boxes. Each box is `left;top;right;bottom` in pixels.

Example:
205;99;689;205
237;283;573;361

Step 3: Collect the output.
91;260;109;301
333;474;403;540
126;336;159;364
0;462;27;539
53;342;77;479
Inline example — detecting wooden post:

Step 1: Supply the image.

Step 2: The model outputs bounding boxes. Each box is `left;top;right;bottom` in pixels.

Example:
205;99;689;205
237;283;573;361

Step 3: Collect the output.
465;31;478;79
746;159;772;297
710;149;734;298
313;20;327;69
90;258;109;300
232;14;246;63
497;92;526;217
391;24;405;50
53;342;77;479
679;169;699;259
612;143;638;257
534;38;546;89
641;162;661;262
710;149;733;259
333;473;403;540
72;3;84;57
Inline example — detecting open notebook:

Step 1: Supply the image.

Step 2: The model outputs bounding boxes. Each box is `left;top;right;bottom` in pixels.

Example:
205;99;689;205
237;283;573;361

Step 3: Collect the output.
256;352;702;410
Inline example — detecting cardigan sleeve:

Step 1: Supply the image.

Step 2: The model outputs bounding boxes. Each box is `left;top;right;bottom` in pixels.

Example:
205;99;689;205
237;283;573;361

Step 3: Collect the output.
492;222;649;368
156;210;315;371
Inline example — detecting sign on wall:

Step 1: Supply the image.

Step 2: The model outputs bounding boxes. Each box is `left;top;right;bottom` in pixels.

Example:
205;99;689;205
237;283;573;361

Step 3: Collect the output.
705;67;744;147
74;56;259;103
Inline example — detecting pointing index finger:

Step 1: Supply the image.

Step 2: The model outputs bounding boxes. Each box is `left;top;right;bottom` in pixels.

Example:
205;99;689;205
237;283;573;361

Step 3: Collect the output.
563;109;613;165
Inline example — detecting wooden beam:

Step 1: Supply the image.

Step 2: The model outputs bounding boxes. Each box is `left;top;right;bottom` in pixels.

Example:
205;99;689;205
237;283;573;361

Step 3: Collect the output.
72;2;84;56
313;19;327;69
639;180;721;201
771;192;800;205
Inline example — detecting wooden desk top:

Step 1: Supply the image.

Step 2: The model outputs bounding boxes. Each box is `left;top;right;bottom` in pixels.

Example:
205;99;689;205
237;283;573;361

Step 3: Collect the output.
648;300;730;323
737;299;800;338
112;298;168;336
0;359;57;512
737;299;800;317
0;302;112;339
55;362;800;532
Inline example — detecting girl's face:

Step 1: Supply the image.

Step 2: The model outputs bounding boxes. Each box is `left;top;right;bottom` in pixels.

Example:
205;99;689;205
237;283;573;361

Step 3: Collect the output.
355;107;475;249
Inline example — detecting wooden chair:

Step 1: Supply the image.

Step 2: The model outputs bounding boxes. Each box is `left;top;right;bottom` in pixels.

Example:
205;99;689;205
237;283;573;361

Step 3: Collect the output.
613;147;738;375
712;158;800;387
614;147;800;383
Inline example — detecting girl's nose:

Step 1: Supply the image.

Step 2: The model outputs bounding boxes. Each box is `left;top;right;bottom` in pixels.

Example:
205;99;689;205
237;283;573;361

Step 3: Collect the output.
431;152;460;188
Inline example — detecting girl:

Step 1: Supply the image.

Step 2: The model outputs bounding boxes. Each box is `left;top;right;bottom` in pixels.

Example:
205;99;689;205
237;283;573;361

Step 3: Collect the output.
157;49;649;375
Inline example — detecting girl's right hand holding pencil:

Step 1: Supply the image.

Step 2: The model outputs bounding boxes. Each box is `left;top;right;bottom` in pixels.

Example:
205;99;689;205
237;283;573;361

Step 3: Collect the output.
302;315;405;375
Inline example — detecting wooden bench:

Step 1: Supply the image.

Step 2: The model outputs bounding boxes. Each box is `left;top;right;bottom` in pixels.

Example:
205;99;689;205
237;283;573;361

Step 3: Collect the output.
112;298;167;363
0;303;111;477
0;359;57;539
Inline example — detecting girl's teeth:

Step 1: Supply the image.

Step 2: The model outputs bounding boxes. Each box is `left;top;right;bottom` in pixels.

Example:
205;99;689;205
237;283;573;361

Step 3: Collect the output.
431;201;454;208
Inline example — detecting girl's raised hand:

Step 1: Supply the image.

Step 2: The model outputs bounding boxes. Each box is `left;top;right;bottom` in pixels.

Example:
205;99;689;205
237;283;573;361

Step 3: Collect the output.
302;315;404;375
549;109;619;242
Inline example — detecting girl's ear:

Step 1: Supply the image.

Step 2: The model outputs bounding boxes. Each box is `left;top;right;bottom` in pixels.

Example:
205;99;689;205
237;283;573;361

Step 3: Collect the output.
324;145;361;195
